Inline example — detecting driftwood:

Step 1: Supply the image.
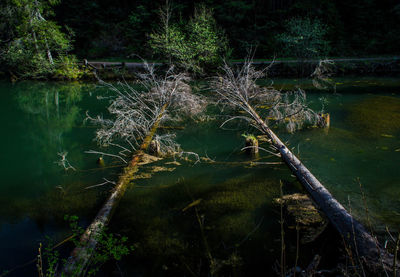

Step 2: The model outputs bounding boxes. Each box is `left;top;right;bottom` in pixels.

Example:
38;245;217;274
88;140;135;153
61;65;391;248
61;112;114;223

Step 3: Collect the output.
61;103;167;276
245;102;397;274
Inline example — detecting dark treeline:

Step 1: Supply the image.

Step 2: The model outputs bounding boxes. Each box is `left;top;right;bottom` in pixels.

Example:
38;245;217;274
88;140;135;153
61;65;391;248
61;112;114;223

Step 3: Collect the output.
54;0;400;59
1;0;399;79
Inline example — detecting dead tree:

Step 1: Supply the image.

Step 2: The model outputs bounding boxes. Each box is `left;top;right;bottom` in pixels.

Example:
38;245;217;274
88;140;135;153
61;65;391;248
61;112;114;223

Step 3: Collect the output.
62;63;205;276
311;59;335;91
212;59;397;275
32;0;54;65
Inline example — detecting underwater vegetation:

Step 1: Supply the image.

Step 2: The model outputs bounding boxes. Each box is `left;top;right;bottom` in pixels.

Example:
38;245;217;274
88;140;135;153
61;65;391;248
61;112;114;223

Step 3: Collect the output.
111;171;286;275
0;180;100;230
273;193;327;244
347;95;400;138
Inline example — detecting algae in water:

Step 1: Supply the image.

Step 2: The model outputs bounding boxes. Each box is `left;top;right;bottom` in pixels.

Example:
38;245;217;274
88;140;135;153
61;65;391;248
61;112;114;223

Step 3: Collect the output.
347;95;400;138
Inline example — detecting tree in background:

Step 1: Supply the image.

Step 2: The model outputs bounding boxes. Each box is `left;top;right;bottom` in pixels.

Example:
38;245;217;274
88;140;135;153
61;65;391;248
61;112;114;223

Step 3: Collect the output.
2;0;399;73
149;2;228;74
0;0;81;79
187;6;229;71
276;17;330;61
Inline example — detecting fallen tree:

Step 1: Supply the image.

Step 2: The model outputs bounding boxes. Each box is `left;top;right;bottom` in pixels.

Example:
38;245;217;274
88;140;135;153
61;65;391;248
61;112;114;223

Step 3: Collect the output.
61;105;167;276
212;58;398;275
62;64;205;276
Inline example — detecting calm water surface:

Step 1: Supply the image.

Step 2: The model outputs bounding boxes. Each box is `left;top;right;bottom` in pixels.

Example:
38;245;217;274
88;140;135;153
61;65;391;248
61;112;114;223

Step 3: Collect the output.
0;77;399;275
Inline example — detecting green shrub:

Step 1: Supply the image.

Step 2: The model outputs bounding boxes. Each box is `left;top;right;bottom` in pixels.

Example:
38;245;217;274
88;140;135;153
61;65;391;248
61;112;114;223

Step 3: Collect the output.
39;215;134;276
54;55;87;80
276;17;330;60
0;0;76;79
149;4;228;74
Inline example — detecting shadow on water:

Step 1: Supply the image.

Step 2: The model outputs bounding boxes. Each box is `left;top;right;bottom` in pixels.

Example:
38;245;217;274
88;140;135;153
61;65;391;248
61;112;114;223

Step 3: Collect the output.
108;150;340;276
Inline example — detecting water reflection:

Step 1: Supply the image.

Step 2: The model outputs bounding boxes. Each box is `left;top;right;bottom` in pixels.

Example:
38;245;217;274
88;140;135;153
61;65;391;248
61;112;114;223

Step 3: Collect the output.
16;82;83;159
0;82;101;225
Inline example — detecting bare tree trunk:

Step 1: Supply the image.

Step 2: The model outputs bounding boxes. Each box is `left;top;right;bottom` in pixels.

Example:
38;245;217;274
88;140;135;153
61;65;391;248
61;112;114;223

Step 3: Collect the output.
161;0;172;64
244;102;396;274
29;16;39;53
45;41;54;65
61;103;168;276
33;0;54;65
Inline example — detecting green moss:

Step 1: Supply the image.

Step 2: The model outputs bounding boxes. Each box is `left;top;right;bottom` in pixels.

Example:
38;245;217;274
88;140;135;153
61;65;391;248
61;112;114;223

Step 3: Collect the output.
241;133;257;141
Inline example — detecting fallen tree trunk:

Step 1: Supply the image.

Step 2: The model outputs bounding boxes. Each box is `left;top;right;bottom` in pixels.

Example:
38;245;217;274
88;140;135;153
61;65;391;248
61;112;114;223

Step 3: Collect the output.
245;102;397;274
61;103;167;276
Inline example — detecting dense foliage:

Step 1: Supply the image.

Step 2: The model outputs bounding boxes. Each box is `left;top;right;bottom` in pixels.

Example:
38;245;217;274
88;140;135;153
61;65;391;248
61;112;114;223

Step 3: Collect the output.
277;18;330;60
0;0;83;79
149;4;228;73
1;0;399;78
52;0;399;59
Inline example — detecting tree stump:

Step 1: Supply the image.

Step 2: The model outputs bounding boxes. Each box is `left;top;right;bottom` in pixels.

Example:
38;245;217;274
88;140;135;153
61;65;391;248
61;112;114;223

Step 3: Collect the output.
318;113;330;128
96;157;105;167
149;139;161;156
245;136;259;155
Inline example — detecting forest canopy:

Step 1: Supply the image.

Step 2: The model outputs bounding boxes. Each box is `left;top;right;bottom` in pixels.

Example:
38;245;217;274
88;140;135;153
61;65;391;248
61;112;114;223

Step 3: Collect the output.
1;0;399;78
50;0;400;59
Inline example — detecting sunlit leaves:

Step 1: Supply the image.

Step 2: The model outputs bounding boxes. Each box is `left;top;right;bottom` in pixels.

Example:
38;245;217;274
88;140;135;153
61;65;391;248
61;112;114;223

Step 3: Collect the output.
149;4;227;74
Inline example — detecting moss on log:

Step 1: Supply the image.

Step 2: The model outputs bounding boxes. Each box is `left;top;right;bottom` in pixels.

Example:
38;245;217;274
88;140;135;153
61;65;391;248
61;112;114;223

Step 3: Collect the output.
61;103;168;276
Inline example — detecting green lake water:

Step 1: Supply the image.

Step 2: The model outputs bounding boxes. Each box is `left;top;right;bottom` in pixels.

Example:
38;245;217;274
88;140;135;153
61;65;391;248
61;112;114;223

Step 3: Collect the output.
0;77;399;275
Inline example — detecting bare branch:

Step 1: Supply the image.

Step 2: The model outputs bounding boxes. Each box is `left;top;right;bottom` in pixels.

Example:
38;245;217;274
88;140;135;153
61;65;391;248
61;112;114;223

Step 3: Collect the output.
240;146;281;157
55;151;76;171
84;150;128;164
86;64;206;155
85;178;116;190
211;58;321;133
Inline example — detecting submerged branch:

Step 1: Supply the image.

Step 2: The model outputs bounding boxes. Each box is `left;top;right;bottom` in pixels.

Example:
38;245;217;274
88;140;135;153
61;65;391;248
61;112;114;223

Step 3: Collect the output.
84;150;128;164
84;178;116;190
55;151;76;171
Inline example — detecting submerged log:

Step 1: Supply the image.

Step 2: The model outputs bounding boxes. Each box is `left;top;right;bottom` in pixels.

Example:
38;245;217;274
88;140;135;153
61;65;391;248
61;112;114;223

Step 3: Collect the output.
245;102;397;274
61;103;168;276
274;193;327;244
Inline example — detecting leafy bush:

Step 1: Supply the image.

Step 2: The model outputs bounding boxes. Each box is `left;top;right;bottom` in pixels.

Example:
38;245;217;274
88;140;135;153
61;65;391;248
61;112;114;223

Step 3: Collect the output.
39;215;134;276
149;4;228;74
0;0;81;79
54;55;87;80
4;40;53;78
276;17;330;60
